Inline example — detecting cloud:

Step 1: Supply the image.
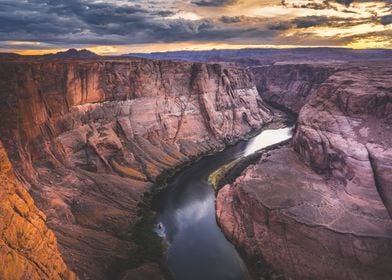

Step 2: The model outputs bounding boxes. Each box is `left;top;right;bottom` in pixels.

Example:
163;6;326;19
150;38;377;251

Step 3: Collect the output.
281;0;334;10
0;0;391;52
267;21;292;30
220;16;242;23
191;0;236;7
0;0;192;45
294;16;330;28
335;0;354;6
344;28;392;48
381;15;392;25
282;0;390;10
0;0;278;48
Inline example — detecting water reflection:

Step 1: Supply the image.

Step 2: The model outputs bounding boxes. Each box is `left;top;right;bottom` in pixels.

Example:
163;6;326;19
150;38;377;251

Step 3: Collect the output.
153;127;293;280
244;127;293;156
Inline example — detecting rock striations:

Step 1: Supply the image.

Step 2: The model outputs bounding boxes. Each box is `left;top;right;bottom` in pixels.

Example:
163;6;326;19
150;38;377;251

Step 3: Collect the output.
0;58;272;279
217;61;392;280
2;53;391;280
0;141;76;280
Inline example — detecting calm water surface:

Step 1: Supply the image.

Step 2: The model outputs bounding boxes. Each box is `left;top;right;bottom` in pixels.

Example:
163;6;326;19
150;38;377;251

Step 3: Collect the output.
153;127;293;280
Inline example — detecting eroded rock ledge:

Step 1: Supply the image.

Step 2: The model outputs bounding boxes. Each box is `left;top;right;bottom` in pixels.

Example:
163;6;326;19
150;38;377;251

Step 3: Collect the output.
217;61;392;279
0;58;273;279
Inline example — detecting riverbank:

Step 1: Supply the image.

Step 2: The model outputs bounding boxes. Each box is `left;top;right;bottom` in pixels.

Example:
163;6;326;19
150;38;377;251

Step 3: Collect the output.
208;121;293;191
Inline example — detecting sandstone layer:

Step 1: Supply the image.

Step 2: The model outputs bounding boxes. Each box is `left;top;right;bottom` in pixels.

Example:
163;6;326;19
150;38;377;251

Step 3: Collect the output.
0;141;76;280
0;58;272;279
217;61;392;279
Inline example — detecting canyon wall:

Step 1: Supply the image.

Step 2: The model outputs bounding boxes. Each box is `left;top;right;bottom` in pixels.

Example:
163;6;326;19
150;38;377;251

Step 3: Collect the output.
0;58;272;279
217;61;392;279
251;64;334;114
0;141;76;280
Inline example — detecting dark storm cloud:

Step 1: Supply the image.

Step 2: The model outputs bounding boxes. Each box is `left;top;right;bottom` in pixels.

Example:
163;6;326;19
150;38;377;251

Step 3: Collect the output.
220;16;242;23
152;21;276;42
381;15;392;25
267;22;292;30
1;0;391;50
335;0;354;6
282;0;391;9
294;16;330;28
154;11;177;17
0;0;278;48
191;0;236;7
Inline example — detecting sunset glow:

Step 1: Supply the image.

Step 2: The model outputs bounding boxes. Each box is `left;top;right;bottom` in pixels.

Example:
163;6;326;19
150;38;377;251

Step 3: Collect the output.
1;0;391;54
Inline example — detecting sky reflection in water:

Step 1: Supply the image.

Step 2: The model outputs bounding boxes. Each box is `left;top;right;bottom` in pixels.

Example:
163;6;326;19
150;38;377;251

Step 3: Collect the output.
154;127;293;280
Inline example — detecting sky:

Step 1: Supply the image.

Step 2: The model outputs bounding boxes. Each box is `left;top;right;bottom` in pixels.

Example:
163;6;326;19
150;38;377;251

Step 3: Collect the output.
1;0;391;55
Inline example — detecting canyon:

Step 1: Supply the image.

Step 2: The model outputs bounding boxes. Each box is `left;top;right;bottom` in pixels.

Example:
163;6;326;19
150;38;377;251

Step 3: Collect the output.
0;57;272;279
0;51;391;280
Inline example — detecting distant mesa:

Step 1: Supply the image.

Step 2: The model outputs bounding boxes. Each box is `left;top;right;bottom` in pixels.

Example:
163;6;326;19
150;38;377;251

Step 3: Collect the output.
0;52;21;59
0;48;100;61
47;48;100;59
124;48;392;64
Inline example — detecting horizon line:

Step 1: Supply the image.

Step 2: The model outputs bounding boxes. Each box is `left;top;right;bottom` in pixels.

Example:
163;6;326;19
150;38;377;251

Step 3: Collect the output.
2;45;392;56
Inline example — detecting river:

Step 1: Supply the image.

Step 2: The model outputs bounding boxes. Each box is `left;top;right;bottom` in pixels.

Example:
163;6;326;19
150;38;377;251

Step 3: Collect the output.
153;127;293;280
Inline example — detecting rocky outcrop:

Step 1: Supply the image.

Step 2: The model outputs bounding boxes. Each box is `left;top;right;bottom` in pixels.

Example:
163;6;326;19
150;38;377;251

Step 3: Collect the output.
217;61;392;279
0;141;76;280
0;58;272;279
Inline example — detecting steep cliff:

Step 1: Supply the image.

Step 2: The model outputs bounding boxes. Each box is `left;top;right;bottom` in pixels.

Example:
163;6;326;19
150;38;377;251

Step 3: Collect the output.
217;61;392;279
0;141;76;280
0;58;272;279
251;64;335;114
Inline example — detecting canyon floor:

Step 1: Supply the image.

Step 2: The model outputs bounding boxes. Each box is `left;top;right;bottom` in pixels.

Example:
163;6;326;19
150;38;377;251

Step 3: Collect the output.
0;50;391;280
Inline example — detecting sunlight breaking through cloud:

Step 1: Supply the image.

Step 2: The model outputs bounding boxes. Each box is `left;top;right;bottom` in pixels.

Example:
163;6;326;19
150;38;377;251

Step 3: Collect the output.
0;0;391;54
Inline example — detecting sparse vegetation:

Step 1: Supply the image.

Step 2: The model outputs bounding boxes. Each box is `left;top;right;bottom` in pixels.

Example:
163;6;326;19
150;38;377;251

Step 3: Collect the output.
208;159;241;189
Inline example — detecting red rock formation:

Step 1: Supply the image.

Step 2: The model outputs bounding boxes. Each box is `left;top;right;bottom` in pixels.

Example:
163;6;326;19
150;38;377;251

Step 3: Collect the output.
217;61;392;279
0;58;272;279
0;141;76;280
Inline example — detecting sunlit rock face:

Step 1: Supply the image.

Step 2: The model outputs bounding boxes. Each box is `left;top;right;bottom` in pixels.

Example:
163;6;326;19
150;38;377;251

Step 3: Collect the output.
0;142;76;280
0;58;272;279
217;61;392;280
